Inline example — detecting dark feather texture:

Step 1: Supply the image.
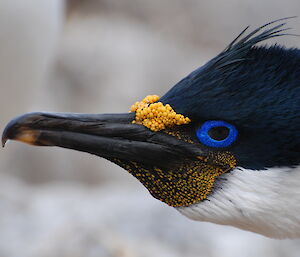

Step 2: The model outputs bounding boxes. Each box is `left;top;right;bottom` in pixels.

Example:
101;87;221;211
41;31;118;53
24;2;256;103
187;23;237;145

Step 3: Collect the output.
161;18;300;169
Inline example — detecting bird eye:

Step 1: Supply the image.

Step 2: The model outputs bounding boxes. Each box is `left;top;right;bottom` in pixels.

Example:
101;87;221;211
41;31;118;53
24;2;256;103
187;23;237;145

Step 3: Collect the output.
196;121;238;148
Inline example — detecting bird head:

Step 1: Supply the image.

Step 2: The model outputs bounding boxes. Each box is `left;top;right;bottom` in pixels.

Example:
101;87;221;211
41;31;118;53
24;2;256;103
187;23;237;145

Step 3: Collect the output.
2;18;300;238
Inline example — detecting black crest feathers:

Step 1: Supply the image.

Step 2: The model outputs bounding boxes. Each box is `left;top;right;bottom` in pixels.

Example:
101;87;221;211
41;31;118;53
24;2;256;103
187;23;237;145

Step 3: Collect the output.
161;16;299;103
206;16;298;72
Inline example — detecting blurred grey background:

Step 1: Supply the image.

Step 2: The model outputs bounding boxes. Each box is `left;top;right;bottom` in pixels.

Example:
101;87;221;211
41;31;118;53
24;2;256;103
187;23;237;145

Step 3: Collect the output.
0;0;300;256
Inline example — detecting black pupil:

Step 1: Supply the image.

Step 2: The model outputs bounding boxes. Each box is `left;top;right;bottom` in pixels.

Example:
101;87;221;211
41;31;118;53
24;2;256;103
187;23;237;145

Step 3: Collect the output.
208;126;230;141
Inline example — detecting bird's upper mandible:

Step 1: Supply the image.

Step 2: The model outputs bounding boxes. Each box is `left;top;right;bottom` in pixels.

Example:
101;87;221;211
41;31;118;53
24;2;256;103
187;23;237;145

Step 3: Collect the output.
2;17;300;238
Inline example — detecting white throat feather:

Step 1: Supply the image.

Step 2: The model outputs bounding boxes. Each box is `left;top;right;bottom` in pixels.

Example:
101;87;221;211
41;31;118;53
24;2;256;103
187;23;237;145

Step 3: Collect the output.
177;166;300;239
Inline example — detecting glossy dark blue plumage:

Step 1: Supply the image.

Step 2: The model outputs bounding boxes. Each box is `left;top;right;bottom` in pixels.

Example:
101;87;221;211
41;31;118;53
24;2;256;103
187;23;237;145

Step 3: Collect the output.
161;19;300;169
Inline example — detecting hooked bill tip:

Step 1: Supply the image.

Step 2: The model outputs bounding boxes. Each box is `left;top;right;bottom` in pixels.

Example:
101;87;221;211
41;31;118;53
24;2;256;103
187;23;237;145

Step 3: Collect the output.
1;137;7;148
2;125;10;148
2;115;22;148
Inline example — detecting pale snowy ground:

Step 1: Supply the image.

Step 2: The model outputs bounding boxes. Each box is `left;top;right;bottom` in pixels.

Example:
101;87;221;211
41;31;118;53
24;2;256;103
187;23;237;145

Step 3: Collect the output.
1;174;300;257
1;1;300;256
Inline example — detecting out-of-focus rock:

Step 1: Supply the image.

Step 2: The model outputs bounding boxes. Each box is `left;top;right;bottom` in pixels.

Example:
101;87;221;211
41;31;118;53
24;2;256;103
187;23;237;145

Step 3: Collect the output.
0;0;64;120
0;0;65;181
1;1;300;256
1;174;300;257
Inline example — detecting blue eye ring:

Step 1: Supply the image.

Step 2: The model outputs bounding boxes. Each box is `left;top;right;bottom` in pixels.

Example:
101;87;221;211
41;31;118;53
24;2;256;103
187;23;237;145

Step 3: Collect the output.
196;120;238;148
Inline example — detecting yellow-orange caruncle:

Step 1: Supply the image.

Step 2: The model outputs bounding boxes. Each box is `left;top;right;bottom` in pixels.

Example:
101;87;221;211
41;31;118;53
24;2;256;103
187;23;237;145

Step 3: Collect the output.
130;95;191;131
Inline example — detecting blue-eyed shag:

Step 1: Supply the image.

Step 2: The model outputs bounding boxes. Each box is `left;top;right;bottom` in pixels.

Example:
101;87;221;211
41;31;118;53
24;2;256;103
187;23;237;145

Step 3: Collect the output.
2;17;300;239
